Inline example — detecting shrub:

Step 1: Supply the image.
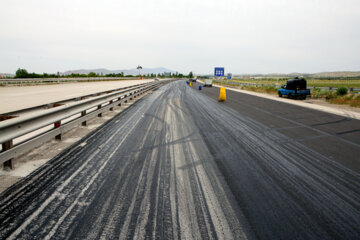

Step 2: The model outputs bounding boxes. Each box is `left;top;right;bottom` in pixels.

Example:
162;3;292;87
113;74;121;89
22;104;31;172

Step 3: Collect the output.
336;87;348;96
311;88;322;98
344;94;354;100
325;92;337;100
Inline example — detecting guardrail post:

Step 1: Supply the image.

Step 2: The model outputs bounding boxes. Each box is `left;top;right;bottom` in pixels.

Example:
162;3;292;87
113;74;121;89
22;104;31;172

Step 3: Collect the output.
2;140;14;169
98;105;102;117
54;121;61;140
118;97;122;106
109;100;113;111
81;111;87;126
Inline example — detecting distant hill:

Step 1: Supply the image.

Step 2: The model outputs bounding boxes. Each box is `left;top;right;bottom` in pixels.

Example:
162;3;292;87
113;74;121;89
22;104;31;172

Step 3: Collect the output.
62;67;176;76
311;71;360;78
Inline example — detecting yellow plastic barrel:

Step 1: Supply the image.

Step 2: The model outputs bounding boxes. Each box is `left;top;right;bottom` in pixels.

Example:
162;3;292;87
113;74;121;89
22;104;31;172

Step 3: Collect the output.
189;82;193;87
218;87;226;102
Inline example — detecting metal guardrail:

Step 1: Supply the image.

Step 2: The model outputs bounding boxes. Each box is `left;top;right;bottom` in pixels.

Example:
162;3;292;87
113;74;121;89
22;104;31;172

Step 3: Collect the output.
0;80;171;168
214;80;360;92
0;82;150;116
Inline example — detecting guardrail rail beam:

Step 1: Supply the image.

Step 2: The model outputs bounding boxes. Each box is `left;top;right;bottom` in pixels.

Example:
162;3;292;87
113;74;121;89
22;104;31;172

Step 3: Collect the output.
0;80;173;169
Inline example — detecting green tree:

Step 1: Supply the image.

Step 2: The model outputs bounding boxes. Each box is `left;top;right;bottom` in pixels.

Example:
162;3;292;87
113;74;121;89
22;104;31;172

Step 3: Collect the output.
88;72;97;77
188;71;194;78
15;68;29;78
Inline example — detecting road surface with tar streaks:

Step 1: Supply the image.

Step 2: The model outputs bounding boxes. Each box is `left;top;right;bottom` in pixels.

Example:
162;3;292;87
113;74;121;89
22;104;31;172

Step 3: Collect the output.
193;81;360;174
0;80;359;239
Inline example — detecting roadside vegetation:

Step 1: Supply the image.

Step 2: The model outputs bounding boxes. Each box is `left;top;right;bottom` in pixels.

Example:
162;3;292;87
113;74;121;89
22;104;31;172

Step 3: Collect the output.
238;85;278;94
231;77;360;88
10;68;192;79
215;78;360;108
0;69;195;87
311;87;360;107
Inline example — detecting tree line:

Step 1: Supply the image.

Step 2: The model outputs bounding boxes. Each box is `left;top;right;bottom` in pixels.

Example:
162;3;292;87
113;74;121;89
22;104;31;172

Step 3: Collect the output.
14;68;194;79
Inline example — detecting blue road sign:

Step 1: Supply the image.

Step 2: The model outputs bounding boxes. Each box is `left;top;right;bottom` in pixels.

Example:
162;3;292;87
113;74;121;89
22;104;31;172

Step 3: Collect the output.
214;67;225;77
227;73;232;80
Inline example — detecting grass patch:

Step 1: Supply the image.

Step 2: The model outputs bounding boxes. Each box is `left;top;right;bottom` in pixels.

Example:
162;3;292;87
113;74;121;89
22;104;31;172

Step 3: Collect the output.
308;80;360;88
230;78;360;89
214;80;278;94
241;85;278;94
311;88;331;99
217;80;360;108
328;94;360;108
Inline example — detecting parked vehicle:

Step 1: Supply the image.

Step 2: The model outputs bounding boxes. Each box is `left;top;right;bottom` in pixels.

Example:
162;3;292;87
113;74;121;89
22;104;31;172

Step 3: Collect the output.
278;77;310;100
203;79;213;87
189;78;197;82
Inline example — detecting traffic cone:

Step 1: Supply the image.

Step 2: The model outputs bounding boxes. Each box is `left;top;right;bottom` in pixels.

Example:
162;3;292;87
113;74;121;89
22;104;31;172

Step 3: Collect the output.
218;87;226;102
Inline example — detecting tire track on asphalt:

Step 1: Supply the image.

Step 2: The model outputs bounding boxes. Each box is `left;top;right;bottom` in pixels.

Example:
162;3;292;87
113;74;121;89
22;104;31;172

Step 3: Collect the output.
3;81;357;239
185;82;360;239
1;94;153;239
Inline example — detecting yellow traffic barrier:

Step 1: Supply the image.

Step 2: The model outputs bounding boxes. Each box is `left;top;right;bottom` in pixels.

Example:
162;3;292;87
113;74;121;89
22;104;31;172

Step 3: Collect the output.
218;87;226;102
189;82;193;87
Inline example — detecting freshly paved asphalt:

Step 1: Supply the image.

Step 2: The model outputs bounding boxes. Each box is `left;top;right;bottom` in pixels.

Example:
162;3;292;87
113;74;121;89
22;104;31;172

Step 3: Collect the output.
0;80;359;239
193;81;360;173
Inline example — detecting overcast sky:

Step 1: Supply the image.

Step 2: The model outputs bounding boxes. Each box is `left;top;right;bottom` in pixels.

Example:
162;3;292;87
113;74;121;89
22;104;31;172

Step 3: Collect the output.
1;0;360;75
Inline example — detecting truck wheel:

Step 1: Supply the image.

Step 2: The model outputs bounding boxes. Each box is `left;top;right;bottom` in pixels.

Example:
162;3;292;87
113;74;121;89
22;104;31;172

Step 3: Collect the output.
288;94;292;99
278;92;282;97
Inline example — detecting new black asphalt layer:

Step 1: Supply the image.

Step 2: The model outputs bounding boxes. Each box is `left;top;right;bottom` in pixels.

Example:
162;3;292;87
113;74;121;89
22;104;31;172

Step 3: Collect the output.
0;80;359;239
193;81;360;173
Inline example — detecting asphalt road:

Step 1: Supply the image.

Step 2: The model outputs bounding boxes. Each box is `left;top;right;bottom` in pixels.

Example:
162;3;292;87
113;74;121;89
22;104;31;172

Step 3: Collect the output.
193;81;360;173
0;80;359;239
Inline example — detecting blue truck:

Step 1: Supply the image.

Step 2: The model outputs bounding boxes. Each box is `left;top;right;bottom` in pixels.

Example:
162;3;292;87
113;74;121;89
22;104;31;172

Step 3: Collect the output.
278;78;311;100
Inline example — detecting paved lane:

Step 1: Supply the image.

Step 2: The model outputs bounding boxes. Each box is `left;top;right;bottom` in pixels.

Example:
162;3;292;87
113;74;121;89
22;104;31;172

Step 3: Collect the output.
194;82;360;173
0;80;359;239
